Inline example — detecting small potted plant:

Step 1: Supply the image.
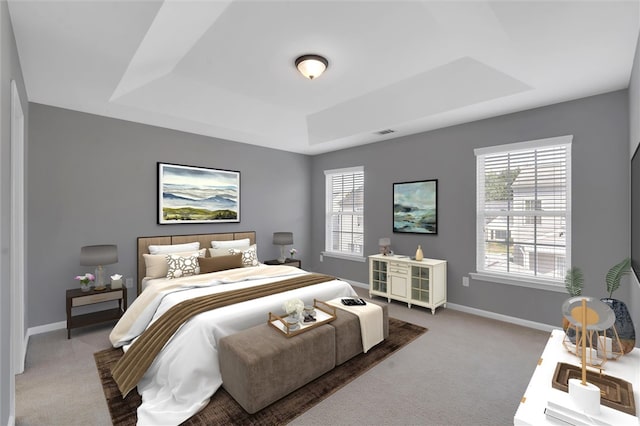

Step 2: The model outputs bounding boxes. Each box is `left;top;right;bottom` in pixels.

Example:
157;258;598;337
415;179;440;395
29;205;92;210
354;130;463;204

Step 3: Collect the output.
564;267;583;297
289;248;298;259
563;267;583;343
75;273;95;292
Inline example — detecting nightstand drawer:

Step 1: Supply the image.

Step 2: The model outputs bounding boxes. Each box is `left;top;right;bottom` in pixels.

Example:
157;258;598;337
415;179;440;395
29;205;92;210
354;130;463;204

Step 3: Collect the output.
72;290;123;307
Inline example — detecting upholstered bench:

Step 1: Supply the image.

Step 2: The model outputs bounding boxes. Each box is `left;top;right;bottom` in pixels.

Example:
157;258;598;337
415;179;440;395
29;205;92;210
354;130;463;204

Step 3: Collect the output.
218;322;336;414
329;301;389;365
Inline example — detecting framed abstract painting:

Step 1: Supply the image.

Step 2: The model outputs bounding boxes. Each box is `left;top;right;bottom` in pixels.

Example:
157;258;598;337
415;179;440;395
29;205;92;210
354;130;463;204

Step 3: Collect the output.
158;162;240;224
393;179;438;234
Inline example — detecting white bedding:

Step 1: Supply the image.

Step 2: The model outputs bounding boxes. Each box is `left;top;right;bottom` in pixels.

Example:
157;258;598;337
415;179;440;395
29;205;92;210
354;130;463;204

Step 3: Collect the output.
110;265;357;425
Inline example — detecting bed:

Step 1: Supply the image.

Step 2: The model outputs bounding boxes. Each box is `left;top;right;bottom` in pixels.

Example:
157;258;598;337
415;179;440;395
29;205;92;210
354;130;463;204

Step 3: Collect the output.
111;232;359;425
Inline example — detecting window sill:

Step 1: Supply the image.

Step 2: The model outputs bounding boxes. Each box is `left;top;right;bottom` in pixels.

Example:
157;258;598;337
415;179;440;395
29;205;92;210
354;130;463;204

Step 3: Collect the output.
469;272;566;293
321;252;366;263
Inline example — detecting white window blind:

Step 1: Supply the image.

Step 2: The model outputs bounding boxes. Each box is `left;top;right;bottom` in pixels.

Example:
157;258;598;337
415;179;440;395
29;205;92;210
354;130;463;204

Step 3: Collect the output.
475;135;572;285
325;167;364;258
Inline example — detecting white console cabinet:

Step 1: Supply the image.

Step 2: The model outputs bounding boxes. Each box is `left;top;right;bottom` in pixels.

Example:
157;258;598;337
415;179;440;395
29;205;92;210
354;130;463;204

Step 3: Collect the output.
368;254;447;314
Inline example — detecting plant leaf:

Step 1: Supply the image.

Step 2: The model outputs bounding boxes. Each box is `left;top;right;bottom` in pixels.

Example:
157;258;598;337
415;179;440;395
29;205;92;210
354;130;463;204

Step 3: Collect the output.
606;257;631;298
564;267;583;297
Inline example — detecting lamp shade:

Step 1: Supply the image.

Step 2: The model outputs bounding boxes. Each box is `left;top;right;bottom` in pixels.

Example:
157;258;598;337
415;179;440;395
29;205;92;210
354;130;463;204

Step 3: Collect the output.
379;238;390;247
80;244;118;266
273;232;293;245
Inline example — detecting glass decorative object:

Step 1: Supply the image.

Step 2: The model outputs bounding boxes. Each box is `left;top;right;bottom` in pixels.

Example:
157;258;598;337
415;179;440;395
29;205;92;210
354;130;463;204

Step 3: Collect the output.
561;296;620;369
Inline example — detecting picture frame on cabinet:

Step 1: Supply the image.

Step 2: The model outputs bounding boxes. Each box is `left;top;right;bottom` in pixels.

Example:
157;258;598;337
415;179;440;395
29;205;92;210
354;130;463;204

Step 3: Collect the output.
158;162;240;224
393;179;438;234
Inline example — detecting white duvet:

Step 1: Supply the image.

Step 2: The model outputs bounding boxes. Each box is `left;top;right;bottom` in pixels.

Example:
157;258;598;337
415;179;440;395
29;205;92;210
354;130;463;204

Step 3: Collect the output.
109;265;357;425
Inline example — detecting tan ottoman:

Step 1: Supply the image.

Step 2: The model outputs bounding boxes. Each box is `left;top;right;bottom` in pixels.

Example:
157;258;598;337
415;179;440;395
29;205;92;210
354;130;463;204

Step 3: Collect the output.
218;322;336;414
329;301;389;365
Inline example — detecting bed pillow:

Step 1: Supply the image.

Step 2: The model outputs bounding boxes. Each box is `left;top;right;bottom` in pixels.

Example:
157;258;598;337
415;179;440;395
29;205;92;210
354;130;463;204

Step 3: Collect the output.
209;238;250;257
198;253;243;274
143;249;206;278
230;244;259;267
148;242;200;255
166;254;200;279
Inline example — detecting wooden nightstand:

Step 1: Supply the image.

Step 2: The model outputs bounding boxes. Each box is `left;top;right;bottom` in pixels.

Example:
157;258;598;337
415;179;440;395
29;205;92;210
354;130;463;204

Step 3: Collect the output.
66;286;127;339
264;258;302;269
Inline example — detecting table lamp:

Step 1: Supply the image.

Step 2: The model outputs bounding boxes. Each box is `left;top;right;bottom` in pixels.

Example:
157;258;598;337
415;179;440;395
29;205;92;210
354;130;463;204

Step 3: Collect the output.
273;232;293;263
80;244;118;290
379;238;391;255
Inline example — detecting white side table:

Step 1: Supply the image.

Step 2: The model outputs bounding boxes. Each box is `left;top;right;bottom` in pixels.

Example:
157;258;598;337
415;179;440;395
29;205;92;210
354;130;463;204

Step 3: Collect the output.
514;329;639;425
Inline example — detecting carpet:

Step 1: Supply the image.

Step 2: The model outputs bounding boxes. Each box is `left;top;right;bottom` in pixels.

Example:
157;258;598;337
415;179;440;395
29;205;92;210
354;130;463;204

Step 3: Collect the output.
94;317;427;425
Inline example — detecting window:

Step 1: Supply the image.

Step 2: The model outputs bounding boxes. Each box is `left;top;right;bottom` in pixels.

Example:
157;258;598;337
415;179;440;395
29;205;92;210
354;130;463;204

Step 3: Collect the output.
474;135;572;288
324;166;364;260
524;200;542;225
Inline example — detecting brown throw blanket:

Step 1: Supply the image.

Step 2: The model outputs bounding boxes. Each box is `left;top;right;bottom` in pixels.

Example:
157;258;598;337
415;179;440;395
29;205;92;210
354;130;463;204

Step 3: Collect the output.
111;273;335;396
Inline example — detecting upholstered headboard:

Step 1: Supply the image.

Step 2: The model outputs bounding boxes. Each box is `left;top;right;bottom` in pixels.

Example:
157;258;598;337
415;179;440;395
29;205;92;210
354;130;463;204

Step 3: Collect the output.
137;231;256;295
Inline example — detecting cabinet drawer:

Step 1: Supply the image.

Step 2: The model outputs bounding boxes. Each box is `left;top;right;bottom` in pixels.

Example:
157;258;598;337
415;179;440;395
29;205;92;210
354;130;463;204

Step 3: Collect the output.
388;262;408;274
72;290;123;307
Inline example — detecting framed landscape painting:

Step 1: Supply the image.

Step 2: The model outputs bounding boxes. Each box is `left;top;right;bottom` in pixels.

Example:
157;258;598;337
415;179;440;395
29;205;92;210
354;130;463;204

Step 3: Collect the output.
158;162;240;224
393;179;438;234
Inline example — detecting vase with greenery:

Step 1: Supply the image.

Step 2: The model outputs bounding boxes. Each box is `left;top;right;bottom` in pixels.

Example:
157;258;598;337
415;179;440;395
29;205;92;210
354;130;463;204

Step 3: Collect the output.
564;267;583;297
601;257;635;354
562;267;584;343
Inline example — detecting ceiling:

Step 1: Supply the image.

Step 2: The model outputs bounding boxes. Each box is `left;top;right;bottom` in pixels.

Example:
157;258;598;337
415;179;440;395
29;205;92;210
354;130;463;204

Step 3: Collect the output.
8;0;640;155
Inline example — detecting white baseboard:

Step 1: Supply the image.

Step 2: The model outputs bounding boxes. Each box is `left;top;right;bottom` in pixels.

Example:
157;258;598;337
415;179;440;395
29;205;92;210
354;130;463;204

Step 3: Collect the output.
346;279;368;290
16;331;28;375
445;302;556;332
26;321;66;338
342;278;555;332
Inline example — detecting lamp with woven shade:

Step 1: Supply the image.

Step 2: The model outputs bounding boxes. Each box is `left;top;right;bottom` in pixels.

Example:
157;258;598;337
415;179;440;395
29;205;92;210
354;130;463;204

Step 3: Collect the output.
80;244;118;290
273;232;293;263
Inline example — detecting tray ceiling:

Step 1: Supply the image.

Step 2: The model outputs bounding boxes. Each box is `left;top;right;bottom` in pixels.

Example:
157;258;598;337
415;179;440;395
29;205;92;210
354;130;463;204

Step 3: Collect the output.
8;0;640;154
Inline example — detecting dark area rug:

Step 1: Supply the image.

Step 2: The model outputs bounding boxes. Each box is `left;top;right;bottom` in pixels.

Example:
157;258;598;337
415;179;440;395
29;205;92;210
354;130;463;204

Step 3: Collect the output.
94;317;427;425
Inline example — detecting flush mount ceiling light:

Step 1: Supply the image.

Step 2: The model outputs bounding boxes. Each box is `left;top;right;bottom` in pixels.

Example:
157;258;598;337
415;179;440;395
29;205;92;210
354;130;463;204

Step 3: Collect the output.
295;54;328;80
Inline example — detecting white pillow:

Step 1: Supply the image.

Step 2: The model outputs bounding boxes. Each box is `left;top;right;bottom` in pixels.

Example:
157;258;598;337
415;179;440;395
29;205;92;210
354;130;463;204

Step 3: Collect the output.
166;254;200;279
230;244;259;267
143;249;206;278
148;242;200;255
209;238;250;257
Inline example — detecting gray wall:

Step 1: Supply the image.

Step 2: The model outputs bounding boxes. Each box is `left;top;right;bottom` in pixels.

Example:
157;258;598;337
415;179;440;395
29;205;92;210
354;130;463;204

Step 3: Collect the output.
1;1;29;423
310;90;631;328
629;30;640;335
27;104;311;327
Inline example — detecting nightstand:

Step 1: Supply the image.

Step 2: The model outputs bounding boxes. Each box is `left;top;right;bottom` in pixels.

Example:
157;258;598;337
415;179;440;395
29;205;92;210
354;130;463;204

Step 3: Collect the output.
264;258;302;269
66;286;127;339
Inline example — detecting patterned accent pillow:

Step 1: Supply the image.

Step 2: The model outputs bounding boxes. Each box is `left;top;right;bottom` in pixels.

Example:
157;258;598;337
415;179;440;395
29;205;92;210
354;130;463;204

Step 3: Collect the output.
166;254;200;279
230;244;259;267
143;249;206;279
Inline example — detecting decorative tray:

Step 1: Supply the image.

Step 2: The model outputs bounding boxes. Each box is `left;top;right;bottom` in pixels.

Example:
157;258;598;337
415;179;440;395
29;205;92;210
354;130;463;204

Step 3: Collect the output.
551;362;636;415
268;299;336;337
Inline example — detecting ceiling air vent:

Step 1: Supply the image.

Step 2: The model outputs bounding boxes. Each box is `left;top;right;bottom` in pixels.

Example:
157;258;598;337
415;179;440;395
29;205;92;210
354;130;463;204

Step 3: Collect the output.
376;129;395;135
